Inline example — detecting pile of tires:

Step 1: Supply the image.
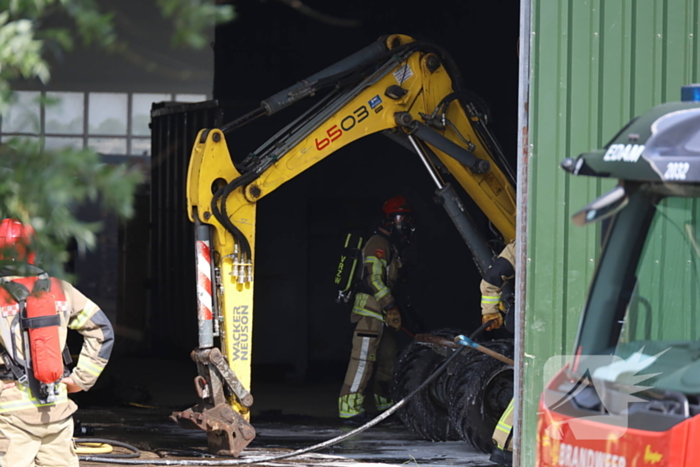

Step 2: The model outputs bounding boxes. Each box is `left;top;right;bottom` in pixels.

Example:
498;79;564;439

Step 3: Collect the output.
391;329;514;452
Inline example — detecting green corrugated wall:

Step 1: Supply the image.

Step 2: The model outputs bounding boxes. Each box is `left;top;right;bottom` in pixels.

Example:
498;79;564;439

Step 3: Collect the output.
629;198;700;345
523;0;700;465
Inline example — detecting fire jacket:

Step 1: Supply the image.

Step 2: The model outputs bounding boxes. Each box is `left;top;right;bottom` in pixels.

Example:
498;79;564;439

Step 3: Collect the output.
480;241;516;315
352;233;402;322
0;270;114;424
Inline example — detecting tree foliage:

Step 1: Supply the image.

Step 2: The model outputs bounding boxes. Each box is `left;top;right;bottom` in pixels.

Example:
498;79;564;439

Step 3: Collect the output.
0;0;234;276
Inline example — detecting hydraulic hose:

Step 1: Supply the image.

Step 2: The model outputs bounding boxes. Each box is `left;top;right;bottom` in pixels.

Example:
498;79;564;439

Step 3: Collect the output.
210;171;258;260
80;321;493;466
220;107;266;134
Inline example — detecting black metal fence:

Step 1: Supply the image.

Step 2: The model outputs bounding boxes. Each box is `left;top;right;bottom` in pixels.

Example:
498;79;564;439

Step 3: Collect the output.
150;101;223;353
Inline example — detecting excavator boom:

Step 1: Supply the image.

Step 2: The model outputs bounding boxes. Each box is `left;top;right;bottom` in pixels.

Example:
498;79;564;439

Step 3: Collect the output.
176;34;517;456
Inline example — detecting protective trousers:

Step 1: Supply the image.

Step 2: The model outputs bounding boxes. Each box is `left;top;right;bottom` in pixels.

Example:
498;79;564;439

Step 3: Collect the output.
338;315;397;418
493;398;514;452
0;414;78;467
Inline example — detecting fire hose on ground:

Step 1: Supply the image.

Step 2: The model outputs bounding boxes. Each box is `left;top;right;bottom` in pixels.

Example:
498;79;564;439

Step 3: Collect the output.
79;320;510;465
75;439;141;458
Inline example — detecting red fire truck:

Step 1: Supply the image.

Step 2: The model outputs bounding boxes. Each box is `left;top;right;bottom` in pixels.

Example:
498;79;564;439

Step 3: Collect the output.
538;85;700;467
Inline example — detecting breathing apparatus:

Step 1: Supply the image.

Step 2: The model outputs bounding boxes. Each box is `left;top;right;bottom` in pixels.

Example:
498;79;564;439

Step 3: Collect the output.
0;219;67;404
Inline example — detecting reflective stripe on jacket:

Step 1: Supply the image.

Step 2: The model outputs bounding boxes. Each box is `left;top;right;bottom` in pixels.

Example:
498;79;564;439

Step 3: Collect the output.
351;233;401;320
0;381;69;414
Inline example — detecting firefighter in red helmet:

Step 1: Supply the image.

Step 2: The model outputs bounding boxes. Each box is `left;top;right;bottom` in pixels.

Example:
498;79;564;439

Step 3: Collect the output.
0;219;114;467
338;196;415;422
0;220;36;265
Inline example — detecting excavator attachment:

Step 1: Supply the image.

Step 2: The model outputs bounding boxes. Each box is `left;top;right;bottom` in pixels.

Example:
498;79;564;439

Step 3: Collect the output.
171;348;256;456
171;404;255;457
171;205;256;456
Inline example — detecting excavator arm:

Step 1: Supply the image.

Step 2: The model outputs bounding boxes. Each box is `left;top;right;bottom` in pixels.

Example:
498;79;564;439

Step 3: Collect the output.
175;34;516;456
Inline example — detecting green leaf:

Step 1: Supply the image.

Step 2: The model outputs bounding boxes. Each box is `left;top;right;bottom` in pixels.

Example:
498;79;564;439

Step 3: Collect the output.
0;0;234;275
0;135;140;277
156;0;235;49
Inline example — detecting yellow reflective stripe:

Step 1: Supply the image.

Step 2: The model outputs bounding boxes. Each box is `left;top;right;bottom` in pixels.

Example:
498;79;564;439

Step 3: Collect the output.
339;393;363;406
68;304;97;330
494;398;515;433
339;394;364;418
374;394;393;410
0;385;68;413
352;307;384;320
481;295;502;303
375;288;390;300
365;256;387;268
0;398;66;412
79;359;105;377
354;294;368;308
366;257;390;299
501;399;515;418
352;294;384;320
496;422;512;433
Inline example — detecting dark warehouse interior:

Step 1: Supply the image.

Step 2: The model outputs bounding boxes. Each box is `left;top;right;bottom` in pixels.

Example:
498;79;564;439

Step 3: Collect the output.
72;0;521;419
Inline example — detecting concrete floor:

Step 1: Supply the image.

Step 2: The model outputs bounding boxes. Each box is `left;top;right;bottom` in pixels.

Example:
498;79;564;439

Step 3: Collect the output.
70;357;494;466
77;406;493;466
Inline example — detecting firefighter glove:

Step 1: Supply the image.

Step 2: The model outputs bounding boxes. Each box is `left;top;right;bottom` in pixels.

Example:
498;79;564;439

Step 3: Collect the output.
385;306;402;331
482;312;503;331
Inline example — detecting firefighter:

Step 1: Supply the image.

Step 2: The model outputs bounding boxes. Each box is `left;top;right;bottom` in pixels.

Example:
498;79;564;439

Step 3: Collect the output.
480;240;515;467
0;219;114;467
338;195;415;423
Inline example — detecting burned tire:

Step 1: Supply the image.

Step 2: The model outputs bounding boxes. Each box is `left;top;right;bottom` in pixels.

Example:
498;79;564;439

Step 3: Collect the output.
391;328;462;441
448;338;514;452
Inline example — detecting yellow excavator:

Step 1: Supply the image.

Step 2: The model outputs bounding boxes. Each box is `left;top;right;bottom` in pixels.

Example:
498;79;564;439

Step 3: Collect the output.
172;33;516;456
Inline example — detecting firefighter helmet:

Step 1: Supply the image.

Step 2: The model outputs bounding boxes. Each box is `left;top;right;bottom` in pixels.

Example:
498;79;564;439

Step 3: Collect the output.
0;219;35;264
381;196;415;246
382;195;411;217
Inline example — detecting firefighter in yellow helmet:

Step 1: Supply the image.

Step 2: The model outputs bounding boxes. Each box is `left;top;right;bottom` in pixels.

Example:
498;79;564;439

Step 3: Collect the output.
0;219;114;467
338;195;415;423
480;240;515;467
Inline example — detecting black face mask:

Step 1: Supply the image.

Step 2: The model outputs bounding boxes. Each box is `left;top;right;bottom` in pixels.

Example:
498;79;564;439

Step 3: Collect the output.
391;214;415;247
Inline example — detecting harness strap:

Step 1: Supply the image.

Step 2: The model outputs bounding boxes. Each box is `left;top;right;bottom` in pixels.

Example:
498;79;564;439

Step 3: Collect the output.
62;346;72;366
1;281;30;303
21;315;60;330
0;351;25;381
32;275;51;294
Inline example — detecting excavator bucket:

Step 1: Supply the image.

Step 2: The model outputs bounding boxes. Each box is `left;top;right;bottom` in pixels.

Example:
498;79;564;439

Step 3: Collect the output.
171;402;255;457
171;349;257;456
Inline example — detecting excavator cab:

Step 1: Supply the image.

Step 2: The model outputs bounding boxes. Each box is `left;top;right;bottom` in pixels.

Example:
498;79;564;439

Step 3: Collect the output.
538;86;700;466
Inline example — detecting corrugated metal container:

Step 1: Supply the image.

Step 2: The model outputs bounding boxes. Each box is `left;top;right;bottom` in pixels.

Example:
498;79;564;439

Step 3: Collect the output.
522;0;700;464
150;101;223;352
